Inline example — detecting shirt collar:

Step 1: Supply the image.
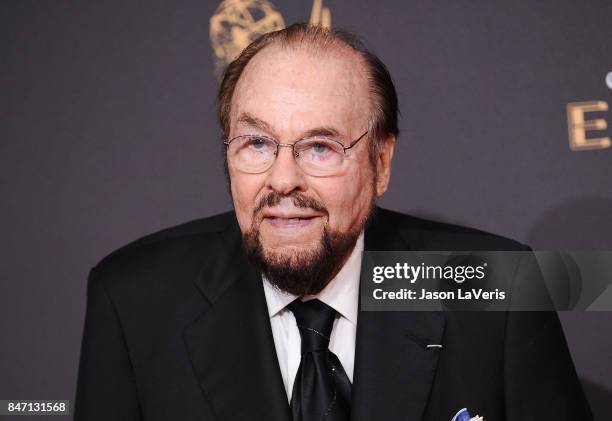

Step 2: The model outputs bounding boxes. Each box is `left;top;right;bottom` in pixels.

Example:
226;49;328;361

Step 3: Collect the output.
262;231;363;326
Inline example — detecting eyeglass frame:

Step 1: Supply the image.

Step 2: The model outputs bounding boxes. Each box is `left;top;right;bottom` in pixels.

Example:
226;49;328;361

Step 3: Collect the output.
223;130;369;174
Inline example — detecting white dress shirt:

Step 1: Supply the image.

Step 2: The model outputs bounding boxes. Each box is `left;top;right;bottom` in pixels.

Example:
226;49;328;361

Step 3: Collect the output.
262;232;364;401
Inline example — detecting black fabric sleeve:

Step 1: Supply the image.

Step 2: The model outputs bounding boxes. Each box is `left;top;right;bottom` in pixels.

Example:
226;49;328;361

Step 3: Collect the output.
503;250;593;420
73;267;142;421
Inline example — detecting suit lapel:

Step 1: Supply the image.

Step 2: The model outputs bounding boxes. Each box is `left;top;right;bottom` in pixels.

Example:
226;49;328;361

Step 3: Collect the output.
351;208;446;421
351;311;445;421
182;224;291;421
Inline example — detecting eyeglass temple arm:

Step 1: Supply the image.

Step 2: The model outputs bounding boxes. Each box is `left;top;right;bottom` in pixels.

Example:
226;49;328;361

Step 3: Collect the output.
344;131;369;152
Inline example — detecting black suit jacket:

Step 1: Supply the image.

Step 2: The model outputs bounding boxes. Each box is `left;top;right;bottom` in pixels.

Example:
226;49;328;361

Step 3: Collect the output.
74;208;592;421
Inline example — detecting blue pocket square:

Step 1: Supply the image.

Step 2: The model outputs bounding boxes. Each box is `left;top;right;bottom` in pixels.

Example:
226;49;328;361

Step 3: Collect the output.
451;408;483;421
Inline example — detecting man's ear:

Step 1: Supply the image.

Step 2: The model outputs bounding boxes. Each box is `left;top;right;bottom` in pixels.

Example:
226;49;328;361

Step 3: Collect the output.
374;135;396;197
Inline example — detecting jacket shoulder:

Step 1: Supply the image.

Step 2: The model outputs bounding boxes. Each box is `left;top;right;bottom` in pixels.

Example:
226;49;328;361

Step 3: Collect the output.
99;211;236;263
371;207;528;251
89;211;238;290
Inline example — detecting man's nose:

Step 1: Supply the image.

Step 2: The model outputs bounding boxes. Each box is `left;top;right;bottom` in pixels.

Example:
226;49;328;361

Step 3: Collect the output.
265;145;307;195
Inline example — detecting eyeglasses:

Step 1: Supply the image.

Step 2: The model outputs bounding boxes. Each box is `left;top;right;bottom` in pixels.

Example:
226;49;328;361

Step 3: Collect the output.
224;131;368;176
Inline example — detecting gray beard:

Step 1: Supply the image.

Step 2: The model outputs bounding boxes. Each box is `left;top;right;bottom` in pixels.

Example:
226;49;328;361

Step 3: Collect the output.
237;188;375;295
242;223;363;296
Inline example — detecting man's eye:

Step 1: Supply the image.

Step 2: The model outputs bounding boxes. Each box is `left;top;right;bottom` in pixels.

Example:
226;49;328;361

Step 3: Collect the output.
249;137;267;149
242;137;273;153
312;142;330;154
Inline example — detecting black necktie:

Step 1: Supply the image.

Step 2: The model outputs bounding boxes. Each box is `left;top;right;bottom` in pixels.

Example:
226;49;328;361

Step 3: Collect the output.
288;299;351;421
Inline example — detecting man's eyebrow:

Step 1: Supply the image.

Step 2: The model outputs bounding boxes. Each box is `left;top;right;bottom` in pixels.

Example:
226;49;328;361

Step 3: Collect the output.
301;127;341;139
236;113;273;134
236;112;342;139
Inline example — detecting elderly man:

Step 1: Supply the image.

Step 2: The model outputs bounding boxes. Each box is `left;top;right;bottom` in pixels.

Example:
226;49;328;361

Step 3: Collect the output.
74;24;591;421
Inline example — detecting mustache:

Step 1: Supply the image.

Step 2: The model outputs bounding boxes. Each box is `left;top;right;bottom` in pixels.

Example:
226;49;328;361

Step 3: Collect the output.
253;191;327;215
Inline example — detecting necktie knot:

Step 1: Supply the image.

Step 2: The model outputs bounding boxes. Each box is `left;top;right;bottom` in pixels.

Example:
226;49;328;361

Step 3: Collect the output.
288;299;336;354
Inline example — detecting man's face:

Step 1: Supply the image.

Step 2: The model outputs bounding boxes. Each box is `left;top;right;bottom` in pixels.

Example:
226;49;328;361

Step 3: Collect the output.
227;46;393;294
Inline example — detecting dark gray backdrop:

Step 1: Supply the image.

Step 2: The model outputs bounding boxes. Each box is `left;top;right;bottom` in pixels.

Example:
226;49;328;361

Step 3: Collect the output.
2;1;611;419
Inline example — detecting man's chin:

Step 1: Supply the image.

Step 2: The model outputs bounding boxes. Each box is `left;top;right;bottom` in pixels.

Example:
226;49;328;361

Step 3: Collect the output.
258;237;322;257
242;224;361;296
259;244;321;270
